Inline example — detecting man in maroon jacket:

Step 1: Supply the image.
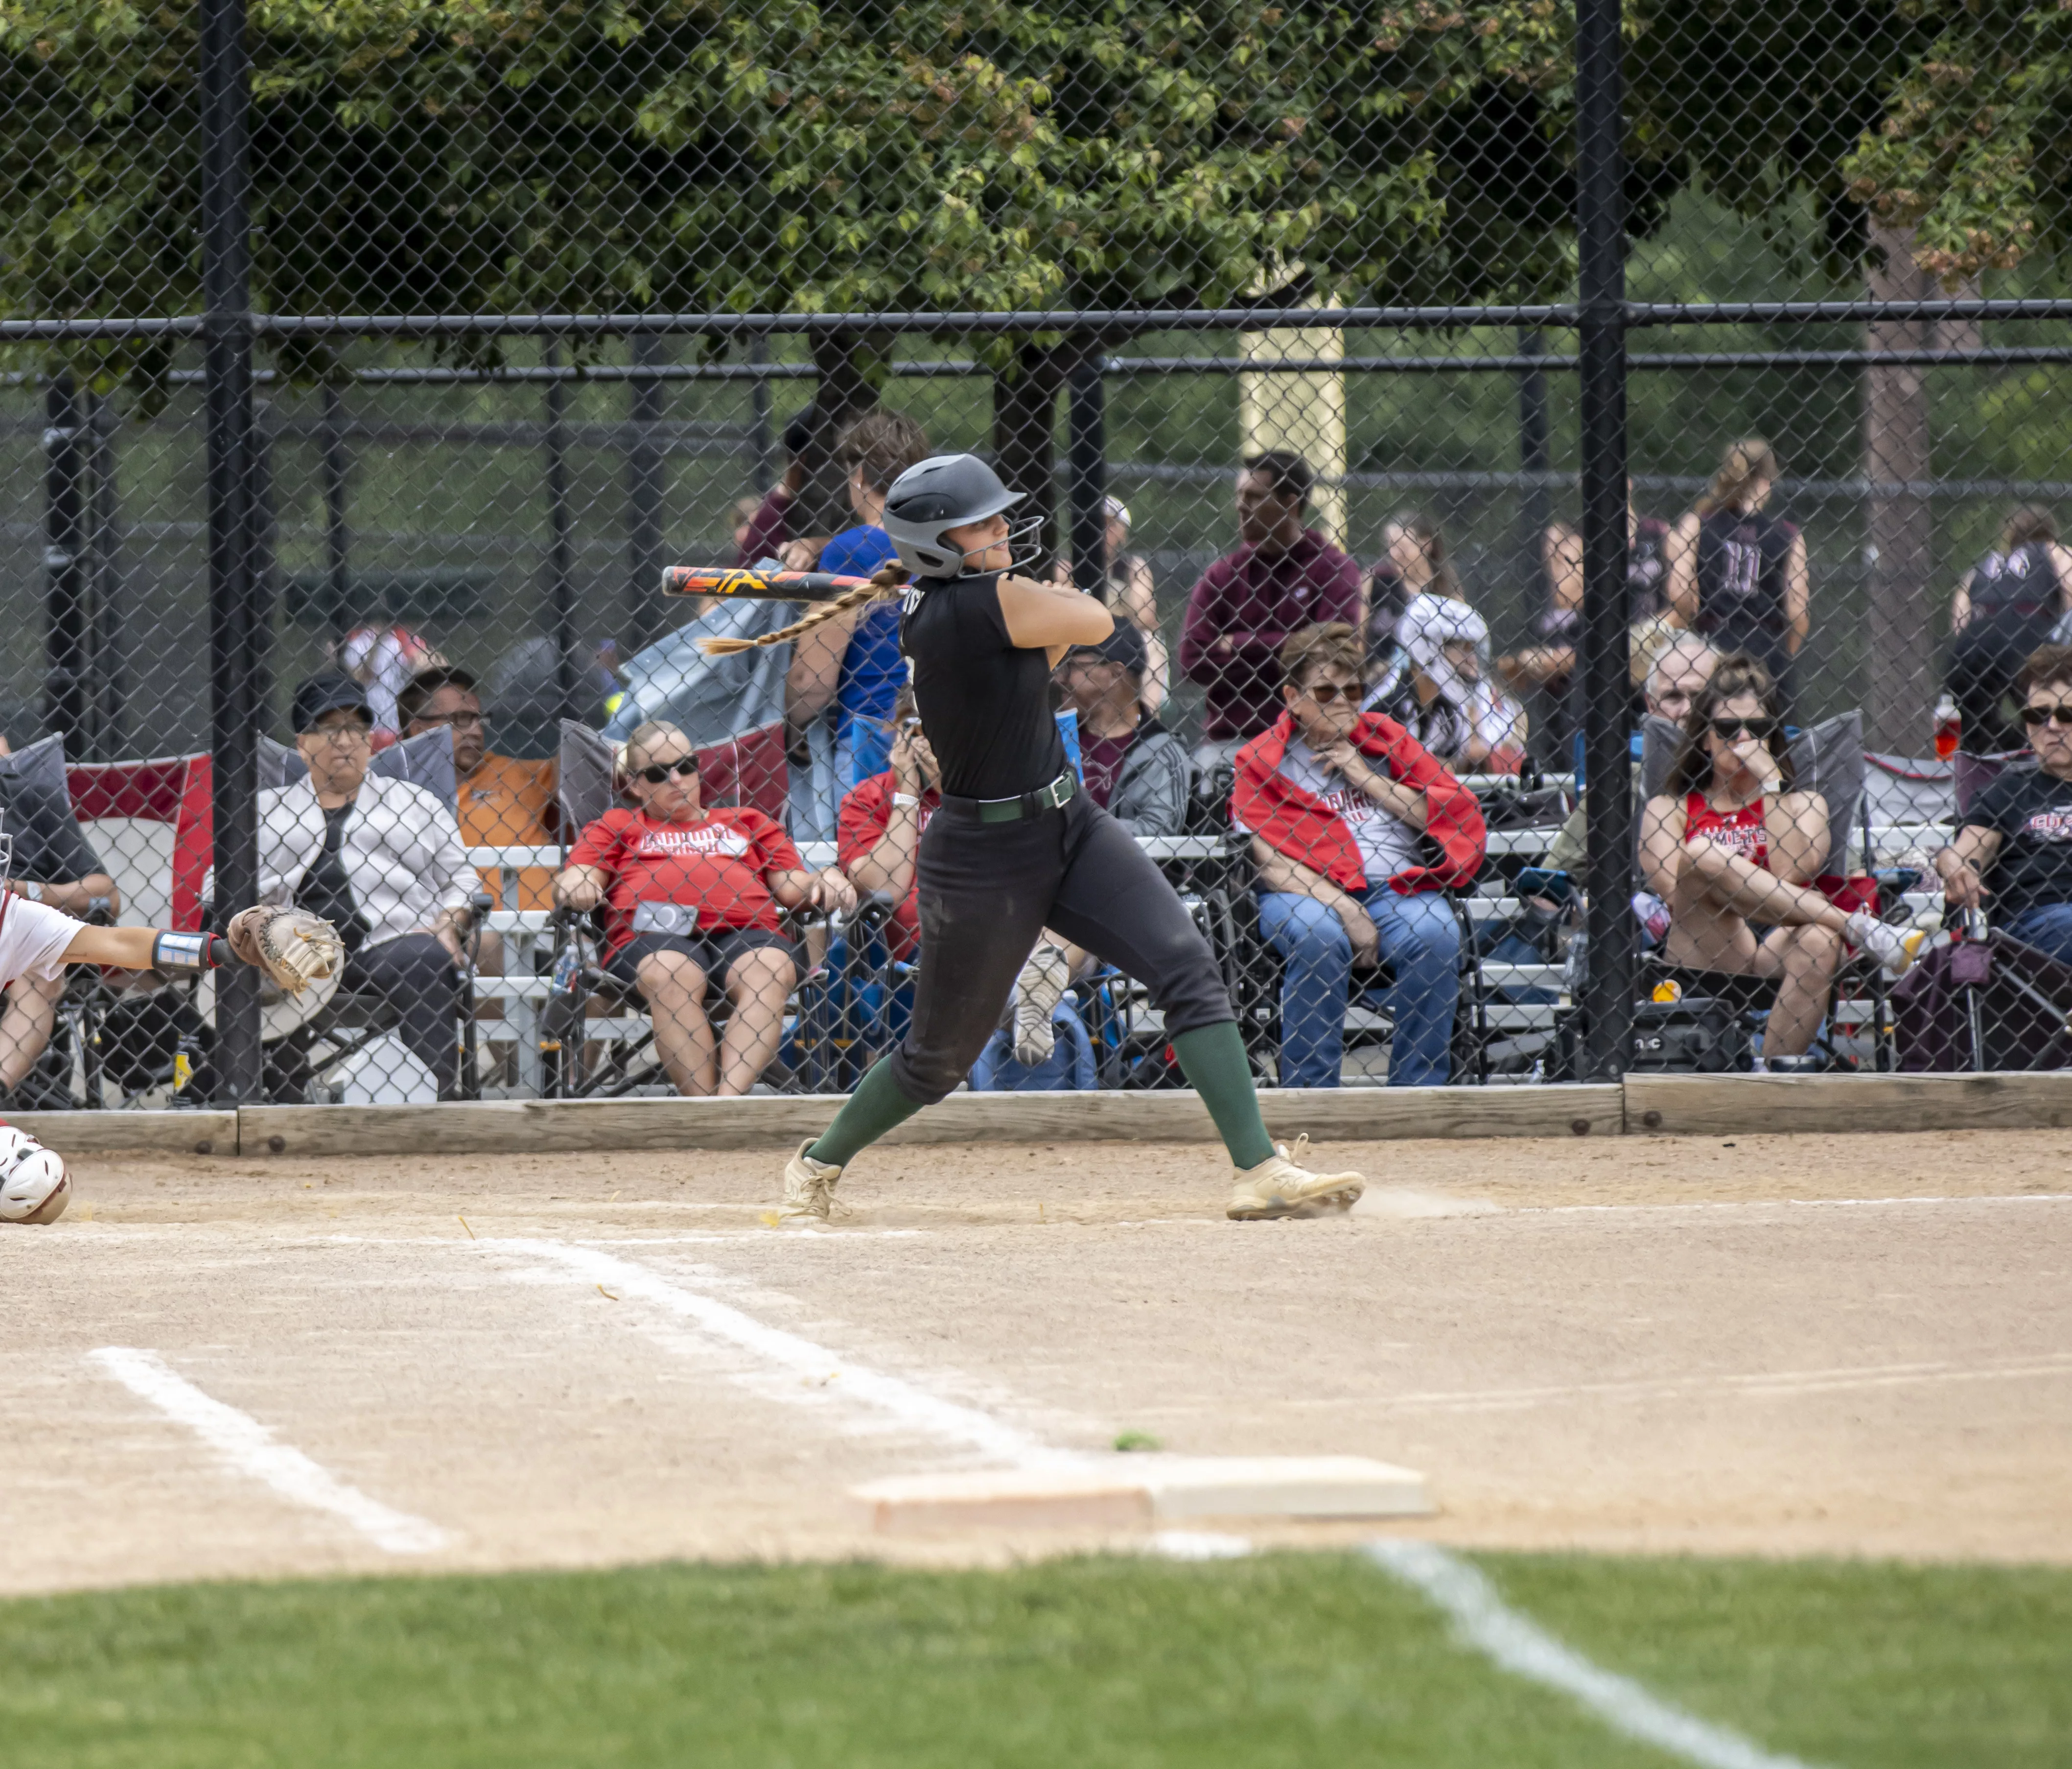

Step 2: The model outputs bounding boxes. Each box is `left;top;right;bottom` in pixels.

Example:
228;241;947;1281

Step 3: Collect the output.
1180;450;1364;767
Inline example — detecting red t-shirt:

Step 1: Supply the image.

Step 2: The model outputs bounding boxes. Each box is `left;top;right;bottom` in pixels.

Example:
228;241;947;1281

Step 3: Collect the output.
1684;792;1768;870
567;807;804;954
837;771;939;957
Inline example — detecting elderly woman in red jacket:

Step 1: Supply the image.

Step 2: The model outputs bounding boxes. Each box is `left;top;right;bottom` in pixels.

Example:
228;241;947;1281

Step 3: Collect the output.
1233;622;1487;1086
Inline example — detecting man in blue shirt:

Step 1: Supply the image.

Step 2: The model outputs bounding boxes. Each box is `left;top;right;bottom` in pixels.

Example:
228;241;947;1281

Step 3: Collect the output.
788;408;931;787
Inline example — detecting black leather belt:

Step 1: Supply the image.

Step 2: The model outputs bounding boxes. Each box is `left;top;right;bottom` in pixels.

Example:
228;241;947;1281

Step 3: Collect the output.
949;770;1078;824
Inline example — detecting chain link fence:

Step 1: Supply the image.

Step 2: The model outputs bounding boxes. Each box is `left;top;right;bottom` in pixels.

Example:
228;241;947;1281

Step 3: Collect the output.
3;0;2071;1107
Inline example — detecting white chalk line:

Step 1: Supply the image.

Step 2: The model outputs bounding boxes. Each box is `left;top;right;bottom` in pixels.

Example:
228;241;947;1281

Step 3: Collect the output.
1182;1349;2072;1419
486;1238;1078;1468
87;1347;450;1555
1369;1541;1822;1769
1519;1191;2072;1217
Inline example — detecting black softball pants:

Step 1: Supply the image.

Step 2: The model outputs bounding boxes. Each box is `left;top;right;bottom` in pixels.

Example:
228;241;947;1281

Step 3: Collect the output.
888;791;1234;1106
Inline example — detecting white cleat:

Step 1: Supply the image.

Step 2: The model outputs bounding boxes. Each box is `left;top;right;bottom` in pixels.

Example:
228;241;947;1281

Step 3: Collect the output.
1847;911;1919;979
1012;944;1071;1067
1227;1133;1365;1221
0;1127;70;1225
779;1139;844;1225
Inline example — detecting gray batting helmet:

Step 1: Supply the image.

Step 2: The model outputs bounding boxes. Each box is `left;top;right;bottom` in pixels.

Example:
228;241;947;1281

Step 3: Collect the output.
881;453;1040;578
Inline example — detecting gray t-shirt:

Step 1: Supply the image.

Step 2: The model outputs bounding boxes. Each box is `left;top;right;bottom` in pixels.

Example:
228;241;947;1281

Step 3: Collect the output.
1271;738;1423;887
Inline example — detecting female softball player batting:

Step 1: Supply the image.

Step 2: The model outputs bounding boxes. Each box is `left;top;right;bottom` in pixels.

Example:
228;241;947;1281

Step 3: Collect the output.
0;832;341;1225
713;453;1367;1223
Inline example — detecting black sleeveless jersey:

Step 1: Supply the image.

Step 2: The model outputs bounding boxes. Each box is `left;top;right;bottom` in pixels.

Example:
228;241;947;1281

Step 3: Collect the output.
1968;543;2061;621
1694;508;1797;648
899;570;1068;801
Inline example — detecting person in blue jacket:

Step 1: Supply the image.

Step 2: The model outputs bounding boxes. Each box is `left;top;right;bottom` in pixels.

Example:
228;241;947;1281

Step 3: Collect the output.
786;409;932;788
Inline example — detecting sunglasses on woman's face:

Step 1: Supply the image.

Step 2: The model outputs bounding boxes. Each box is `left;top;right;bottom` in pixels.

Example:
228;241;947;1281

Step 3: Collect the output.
1302;681;1358;706
1709;716;1778;742
635;757;698;783
2020;703;2072;729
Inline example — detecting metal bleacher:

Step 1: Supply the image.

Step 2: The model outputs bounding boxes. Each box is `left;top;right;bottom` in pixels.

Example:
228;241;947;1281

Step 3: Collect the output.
462;778;1944;1094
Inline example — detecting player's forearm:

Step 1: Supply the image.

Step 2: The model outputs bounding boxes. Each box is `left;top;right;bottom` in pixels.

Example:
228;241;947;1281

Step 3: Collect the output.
61;925;234;972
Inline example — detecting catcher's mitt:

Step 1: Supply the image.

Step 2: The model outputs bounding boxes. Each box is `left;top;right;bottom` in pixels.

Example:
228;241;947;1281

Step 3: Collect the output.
226;905;345;996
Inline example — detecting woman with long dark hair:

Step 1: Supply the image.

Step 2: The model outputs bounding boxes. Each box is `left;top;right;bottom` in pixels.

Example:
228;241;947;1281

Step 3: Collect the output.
1639;653;1912;1061
1665;439;1809;702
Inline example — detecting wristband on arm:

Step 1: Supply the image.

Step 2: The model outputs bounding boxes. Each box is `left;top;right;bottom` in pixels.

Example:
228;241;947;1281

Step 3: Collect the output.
151;931;233;974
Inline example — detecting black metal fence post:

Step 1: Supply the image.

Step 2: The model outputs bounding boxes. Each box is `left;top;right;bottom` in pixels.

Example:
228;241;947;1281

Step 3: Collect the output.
1575;0;1634;1083
543;344;579;723
320;380;352;646
1515;325;1550;610
1067;347;1107;596
42;372;89;754
625;331;668;653
749;332;775;496
87;389;127;760
200;0;262;1100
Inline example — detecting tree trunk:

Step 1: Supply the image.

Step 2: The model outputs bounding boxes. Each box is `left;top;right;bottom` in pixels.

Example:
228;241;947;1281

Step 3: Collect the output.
794;331;878;542
1862;221;1936;752
992;341;1071;576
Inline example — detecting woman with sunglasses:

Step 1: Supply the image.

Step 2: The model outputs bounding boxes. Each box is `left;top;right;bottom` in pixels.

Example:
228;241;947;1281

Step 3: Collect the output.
775;452;1367;1224
1936;644;2072;964
1641;654;1913;1062
555;721;856;1096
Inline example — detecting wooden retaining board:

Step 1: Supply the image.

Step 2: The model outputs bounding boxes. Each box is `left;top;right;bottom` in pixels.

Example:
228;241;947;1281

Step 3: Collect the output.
1;1110;235;1156
235;1084;1625;1158
1625;1070;2072;1136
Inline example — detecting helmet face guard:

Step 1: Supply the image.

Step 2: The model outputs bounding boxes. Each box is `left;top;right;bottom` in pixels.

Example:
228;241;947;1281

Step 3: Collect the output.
883;452;1037;578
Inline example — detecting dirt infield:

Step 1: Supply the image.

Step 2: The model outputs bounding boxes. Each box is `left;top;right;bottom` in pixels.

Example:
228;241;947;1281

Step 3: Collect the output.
5;1126;2069;1597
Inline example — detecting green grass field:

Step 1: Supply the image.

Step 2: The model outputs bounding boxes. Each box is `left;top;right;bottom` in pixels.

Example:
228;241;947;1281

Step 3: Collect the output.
1;1550;2065;1768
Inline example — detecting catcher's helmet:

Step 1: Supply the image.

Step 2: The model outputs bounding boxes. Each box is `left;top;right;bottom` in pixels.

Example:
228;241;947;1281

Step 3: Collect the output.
881;453;1041;578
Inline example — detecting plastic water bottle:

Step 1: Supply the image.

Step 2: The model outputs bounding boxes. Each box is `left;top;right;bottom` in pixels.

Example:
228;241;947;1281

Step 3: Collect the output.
1563;927;1587;998
1630;891;1671;947
551;942;582;1000
1933;692;1960;761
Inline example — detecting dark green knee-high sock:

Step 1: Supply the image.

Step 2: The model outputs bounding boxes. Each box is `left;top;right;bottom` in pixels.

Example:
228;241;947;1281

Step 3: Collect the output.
808;1058;927;1168
1170;1022;1277;1169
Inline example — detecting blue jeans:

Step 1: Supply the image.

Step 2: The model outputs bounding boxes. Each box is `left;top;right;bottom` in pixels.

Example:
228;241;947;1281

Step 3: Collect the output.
1258;888;1461;1088
2009;903;2072;966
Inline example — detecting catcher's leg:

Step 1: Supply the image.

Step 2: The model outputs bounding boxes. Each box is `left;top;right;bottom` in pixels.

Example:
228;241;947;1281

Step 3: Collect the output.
0;972;63;1092
0;1123;70;1225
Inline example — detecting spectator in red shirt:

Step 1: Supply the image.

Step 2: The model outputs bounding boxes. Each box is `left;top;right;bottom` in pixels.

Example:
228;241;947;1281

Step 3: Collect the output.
556;720;855;1096
836;700;941;961
1179;450;1363;769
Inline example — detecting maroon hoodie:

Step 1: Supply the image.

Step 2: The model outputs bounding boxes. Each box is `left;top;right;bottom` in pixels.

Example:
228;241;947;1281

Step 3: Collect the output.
1179;529;1364;739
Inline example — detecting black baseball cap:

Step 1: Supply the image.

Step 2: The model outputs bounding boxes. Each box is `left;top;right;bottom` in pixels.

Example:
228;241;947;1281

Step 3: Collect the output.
293;673;372;733
1066;621;1148;679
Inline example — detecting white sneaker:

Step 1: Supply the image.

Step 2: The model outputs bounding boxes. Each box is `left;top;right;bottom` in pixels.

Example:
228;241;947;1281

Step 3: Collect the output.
1012;945;1071;1067
1847;911;1918;978
779;1139;843;1224
1227;1134;1365;1221
0;1127;70;1225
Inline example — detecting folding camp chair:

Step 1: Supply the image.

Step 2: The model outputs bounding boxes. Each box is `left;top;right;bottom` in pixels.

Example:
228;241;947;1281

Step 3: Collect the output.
539;718;834;1098
238;729;493;1102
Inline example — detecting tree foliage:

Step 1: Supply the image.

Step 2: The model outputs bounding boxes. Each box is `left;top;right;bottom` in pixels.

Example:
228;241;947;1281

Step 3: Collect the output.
0;0;2058;343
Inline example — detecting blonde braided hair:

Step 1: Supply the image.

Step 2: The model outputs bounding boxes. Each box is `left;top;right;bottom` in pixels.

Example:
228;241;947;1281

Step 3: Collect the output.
698;563;909;656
